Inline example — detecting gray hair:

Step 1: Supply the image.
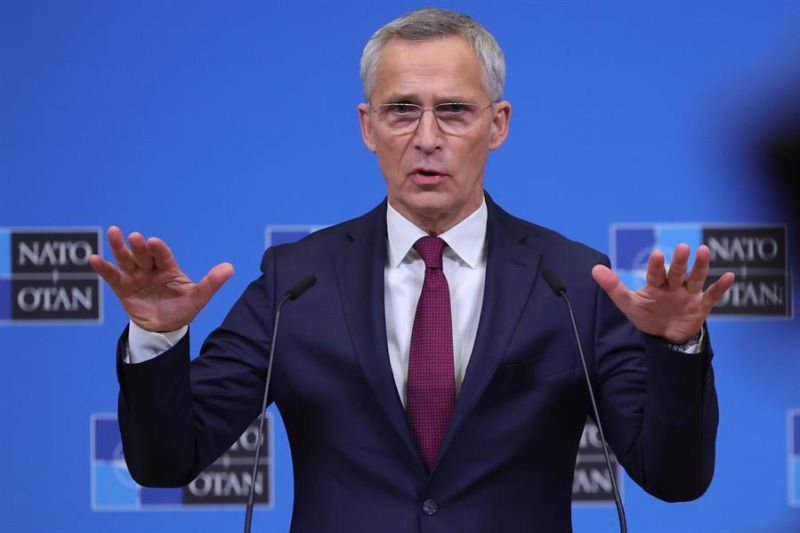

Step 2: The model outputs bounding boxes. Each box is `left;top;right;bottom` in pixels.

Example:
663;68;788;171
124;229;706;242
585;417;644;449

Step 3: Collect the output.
360;8;506;102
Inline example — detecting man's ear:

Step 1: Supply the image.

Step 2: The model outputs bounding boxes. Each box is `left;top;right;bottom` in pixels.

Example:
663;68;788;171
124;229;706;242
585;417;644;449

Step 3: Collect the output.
358;103;377;152
488;101;511;150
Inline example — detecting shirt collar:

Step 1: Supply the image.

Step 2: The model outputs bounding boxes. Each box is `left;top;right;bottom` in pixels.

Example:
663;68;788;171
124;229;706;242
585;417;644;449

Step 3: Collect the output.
386;197;488;269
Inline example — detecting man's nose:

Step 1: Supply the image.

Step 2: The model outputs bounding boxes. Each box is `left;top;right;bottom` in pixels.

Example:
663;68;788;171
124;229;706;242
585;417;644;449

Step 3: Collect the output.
413;109;442;152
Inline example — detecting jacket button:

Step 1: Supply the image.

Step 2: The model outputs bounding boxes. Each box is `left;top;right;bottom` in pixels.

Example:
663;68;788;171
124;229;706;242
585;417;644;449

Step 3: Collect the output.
421;499;438;516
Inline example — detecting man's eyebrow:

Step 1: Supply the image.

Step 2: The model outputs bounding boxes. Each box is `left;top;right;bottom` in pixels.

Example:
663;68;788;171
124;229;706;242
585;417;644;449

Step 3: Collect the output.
381;93;421;104
379;94;473;104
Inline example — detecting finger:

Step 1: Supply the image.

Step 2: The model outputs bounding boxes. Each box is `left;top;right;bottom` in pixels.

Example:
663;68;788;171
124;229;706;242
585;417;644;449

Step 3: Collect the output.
128;232;154;270
146;237;180;271
686;245;710;293
89;254;122;288
108;226;137;272
645;250;667;287
666;243;690;289
702;272;736;309
192;263;235;310
591;264;633;312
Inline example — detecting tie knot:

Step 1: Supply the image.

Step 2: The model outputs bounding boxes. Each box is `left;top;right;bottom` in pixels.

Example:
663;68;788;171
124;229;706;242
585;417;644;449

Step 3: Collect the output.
413;236;446;269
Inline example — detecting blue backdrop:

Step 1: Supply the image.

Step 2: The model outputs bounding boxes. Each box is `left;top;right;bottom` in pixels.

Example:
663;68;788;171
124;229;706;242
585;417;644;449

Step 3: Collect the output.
1;1;798;531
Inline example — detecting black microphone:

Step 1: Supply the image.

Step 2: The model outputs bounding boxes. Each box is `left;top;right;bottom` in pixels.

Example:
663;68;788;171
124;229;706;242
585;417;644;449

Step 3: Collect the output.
542;268;627;533
286;275;317;300
244;274;317;533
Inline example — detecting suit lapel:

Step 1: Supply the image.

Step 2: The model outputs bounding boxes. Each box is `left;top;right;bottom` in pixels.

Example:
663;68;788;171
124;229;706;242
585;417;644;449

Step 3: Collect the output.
433;197;543;470
333;201;424;471
333;196;544;475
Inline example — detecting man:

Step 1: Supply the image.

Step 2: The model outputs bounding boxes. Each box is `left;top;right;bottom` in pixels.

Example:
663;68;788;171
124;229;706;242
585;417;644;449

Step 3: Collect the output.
90;8;734;532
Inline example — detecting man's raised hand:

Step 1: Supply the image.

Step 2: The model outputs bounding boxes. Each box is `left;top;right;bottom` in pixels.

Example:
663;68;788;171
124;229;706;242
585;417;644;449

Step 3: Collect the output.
89;226;234;332
591;244;735;344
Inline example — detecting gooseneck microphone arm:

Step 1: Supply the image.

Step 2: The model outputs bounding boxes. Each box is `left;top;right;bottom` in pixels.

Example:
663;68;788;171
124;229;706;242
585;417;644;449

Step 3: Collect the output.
243;275;317;533
541;268;627;533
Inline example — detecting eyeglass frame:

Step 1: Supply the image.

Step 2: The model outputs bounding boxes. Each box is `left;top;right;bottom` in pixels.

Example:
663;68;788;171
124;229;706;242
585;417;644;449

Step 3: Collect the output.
368;100;497;136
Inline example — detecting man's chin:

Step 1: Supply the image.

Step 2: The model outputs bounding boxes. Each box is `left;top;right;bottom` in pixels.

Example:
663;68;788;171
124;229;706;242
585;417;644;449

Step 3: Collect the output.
390;191;466;231
404;189;455;212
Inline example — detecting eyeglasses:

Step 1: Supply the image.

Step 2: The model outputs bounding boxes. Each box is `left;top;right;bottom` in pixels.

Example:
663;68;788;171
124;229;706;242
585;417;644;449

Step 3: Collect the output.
369;102;494;135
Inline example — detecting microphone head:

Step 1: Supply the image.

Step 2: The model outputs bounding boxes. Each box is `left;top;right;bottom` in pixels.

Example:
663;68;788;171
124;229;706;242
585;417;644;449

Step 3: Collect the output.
286;275;317;301
542;268;566;296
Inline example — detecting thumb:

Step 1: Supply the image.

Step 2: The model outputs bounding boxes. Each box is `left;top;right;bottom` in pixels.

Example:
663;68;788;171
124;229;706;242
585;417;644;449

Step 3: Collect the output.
193;262;235;309
591;264;619;293
591;264;632;311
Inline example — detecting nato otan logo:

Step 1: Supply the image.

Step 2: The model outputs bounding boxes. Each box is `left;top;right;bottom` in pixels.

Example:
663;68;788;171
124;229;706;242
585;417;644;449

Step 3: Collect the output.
91;414;274;510
789;409;800;508
265;225;326;248
612;224;791;318
573;420;622;505
0;228;102;324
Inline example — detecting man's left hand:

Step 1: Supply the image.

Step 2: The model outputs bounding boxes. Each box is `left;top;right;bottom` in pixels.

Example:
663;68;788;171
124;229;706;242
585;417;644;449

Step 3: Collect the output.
591;244;735;344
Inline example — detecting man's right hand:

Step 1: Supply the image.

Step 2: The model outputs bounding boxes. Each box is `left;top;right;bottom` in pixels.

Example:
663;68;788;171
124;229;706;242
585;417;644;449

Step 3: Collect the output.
89;226;234;332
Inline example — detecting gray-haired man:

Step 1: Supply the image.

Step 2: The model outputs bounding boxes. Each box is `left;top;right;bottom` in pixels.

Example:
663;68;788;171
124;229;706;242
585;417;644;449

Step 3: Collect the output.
92;8;731;532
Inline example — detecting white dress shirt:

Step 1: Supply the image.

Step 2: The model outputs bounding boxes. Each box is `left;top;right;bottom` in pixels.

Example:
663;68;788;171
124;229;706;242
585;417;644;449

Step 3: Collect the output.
126;199;489;407
384;199;487;406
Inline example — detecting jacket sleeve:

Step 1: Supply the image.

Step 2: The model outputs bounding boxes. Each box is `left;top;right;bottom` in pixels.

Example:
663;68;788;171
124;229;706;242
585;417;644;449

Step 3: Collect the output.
116;248;278;487
591;255;719;502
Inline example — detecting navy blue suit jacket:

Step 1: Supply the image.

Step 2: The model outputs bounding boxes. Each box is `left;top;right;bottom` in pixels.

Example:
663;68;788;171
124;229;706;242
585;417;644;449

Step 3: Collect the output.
117;196;718;532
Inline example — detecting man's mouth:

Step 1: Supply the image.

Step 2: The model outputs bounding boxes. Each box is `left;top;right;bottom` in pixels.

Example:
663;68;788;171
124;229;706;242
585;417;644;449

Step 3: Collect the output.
410;168;447;184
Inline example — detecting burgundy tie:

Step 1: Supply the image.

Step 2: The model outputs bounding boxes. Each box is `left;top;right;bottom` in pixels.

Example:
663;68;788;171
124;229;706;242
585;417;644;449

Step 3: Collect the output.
406;236;456;471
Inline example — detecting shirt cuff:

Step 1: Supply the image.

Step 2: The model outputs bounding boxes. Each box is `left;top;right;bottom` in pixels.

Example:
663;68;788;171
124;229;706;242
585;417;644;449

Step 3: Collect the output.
124;320;188;364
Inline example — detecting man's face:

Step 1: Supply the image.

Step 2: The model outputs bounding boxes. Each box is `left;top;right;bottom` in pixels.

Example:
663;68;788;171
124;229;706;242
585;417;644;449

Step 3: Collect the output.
358;36;510;233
